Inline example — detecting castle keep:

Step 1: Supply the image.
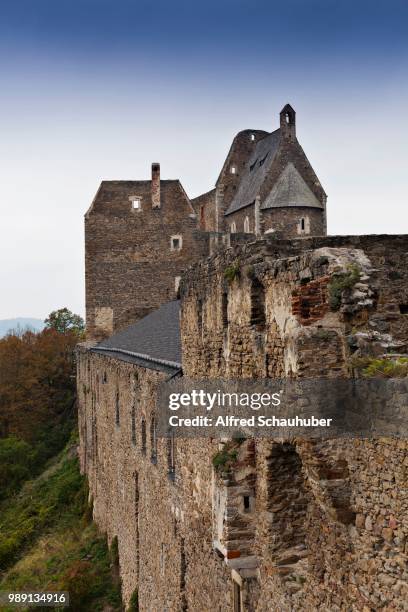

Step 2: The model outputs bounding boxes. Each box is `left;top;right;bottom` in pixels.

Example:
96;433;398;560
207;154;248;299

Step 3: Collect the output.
85;105;326;340
78;107;408;611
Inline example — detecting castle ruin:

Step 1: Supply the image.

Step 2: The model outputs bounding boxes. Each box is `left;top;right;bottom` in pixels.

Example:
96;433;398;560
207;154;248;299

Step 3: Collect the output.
78;106;408;611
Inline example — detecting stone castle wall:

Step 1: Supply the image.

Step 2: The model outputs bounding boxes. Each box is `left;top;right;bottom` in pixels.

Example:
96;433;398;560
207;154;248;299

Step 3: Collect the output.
85;179;209;340
78;234;408;611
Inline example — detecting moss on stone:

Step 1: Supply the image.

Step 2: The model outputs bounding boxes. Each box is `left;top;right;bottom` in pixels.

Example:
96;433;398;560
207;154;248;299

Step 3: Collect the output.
351;355;408;378
328;264;360;310
224;261;240;283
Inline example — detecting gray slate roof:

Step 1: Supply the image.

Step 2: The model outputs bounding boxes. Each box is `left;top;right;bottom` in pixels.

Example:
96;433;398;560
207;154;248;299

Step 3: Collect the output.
92;301;181;372
225;129;281;215
261;163;323;210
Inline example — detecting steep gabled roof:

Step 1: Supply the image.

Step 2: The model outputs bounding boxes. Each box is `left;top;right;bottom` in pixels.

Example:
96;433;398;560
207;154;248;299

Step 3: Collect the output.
262;163;323;210
224;129;281;215
85;180;196;218
92;301;181;373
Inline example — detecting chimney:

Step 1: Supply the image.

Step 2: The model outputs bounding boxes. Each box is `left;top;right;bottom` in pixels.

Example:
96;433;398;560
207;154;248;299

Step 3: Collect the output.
151;163;160;208
279;104;296;141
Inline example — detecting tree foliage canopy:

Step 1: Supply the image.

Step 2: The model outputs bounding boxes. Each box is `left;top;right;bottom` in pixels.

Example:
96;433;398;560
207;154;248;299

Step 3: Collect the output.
44;308;84;336
0;326;78;441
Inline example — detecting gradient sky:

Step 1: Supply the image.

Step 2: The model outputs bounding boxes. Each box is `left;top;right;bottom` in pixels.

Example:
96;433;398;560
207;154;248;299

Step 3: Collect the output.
1;0;407;319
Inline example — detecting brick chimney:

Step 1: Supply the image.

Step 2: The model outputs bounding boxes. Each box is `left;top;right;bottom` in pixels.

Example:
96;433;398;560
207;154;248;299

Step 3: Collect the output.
151;163;160;209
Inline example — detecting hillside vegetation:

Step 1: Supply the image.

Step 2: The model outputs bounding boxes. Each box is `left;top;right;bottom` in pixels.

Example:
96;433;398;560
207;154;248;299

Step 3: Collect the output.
0;439;122;611
0;311;122;611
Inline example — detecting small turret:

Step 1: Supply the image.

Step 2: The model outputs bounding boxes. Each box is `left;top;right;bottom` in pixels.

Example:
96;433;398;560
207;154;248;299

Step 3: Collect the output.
280;104;296;141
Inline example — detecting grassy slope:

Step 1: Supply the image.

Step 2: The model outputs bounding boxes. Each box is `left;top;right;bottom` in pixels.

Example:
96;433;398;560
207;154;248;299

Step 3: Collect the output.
0;441;122;612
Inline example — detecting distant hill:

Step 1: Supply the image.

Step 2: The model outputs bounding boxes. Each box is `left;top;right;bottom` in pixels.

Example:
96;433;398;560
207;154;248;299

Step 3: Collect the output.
0;318;45;337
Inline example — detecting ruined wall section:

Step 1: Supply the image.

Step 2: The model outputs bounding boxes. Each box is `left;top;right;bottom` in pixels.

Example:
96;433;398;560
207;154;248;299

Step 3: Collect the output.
179;233;408;611
78;234;408;612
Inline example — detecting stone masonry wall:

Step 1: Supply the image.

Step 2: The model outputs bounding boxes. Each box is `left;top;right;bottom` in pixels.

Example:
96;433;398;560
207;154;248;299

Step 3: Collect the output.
85;179;209;340
78;234;408;611
77;348;236;611
178;233;408;610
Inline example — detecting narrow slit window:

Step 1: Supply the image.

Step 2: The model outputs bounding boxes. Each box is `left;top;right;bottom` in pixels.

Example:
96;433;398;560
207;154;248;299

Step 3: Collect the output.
167;432;176;480
230;165;237;174
115;391;120;426
233;581;242;612
197;298;203;334
141;419;146;455
150;416;157;463
301;218;305;231
222;291;228;327
250;133;255;141
131;403;136;445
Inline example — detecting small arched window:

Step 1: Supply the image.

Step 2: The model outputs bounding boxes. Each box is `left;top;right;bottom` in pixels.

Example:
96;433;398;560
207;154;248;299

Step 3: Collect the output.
230;222;237;234
230;165;237;174
244;216;250;233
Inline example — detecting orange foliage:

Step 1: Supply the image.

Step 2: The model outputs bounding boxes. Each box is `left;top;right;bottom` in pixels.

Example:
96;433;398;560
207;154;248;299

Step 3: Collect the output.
0;329;78;441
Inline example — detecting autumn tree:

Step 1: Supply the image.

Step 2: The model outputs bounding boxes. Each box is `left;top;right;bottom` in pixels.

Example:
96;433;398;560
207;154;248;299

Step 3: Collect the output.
0;327;78;442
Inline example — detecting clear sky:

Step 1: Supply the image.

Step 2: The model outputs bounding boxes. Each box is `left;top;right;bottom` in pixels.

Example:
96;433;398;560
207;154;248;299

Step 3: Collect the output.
0;0;407;319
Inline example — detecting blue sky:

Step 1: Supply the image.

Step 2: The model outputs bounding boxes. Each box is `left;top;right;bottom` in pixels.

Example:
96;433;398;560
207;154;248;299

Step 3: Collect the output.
0;0;407;319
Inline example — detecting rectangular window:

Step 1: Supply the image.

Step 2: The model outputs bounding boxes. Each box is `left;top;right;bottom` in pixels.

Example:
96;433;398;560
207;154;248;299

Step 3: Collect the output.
130;196;142;211
171;235;182;251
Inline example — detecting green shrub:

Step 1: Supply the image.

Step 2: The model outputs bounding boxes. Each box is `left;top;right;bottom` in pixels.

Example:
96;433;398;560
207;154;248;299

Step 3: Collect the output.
212;446;238;472
224;261;240;283
362;357;408;378
328;264;360;310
